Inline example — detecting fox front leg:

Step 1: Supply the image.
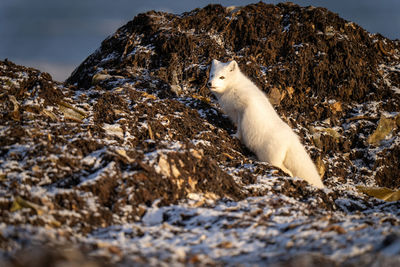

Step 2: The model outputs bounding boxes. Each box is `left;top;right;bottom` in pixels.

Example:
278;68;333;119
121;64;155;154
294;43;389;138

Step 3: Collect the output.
232;113;242;141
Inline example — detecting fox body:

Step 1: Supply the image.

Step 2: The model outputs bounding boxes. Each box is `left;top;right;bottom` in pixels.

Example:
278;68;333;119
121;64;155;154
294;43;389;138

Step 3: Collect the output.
207;59;324;188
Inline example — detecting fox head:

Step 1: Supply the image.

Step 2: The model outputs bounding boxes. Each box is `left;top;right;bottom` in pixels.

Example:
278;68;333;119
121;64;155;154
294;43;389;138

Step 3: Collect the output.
207;59;238;94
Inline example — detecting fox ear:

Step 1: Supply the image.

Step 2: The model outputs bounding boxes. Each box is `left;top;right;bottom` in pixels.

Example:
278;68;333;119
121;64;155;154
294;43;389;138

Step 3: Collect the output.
212;59;219;66
228;60;238;72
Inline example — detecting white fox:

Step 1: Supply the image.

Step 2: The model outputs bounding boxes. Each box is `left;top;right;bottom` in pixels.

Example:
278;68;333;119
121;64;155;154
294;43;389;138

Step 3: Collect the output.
207;59;324;188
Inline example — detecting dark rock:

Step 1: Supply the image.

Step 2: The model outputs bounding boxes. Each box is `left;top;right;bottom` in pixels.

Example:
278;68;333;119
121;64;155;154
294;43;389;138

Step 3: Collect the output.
1;2;400;266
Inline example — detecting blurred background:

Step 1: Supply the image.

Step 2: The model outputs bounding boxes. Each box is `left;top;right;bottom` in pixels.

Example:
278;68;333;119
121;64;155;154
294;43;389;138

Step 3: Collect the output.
1;0;399;81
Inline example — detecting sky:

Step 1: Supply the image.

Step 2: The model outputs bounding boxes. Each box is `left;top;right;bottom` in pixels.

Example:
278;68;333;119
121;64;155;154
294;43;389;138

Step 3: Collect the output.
1;0;399;81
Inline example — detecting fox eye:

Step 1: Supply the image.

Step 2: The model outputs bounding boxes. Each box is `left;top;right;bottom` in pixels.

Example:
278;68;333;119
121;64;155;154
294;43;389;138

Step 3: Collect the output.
219;76;225;80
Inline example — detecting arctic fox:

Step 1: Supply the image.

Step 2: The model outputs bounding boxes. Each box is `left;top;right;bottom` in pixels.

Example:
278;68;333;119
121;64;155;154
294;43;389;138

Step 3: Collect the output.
207;59;324;188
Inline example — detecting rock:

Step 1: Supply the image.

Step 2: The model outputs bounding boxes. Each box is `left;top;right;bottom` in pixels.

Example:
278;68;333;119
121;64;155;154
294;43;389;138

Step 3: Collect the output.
268;87;283;105
1;2;400;266
367;115;397;145
92;73;113;85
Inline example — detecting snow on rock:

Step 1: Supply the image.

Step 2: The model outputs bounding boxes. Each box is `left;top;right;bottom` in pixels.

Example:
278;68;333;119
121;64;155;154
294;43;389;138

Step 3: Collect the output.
1;2;400;266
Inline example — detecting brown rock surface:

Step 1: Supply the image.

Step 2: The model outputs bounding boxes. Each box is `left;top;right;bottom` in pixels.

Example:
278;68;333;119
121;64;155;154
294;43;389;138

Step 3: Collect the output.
1;3;400;266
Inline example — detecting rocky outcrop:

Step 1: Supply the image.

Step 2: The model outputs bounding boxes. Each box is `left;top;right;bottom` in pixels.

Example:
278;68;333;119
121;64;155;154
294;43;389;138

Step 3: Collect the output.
1;2;400;266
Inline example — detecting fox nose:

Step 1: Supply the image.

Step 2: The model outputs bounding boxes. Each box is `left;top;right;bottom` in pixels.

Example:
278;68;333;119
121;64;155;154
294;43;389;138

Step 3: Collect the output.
207;82;212;87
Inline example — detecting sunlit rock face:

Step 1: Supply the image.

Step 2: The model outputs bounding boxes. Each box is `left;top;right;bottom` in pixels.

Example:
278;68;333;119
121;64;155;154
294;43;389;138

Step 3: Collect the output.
1;2;400;266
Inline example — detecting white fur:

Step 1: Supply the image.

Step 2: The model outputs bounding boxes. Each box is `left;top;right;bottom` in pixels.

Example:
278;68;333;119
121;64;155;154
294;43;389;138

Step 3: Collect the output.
208;59;324;188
